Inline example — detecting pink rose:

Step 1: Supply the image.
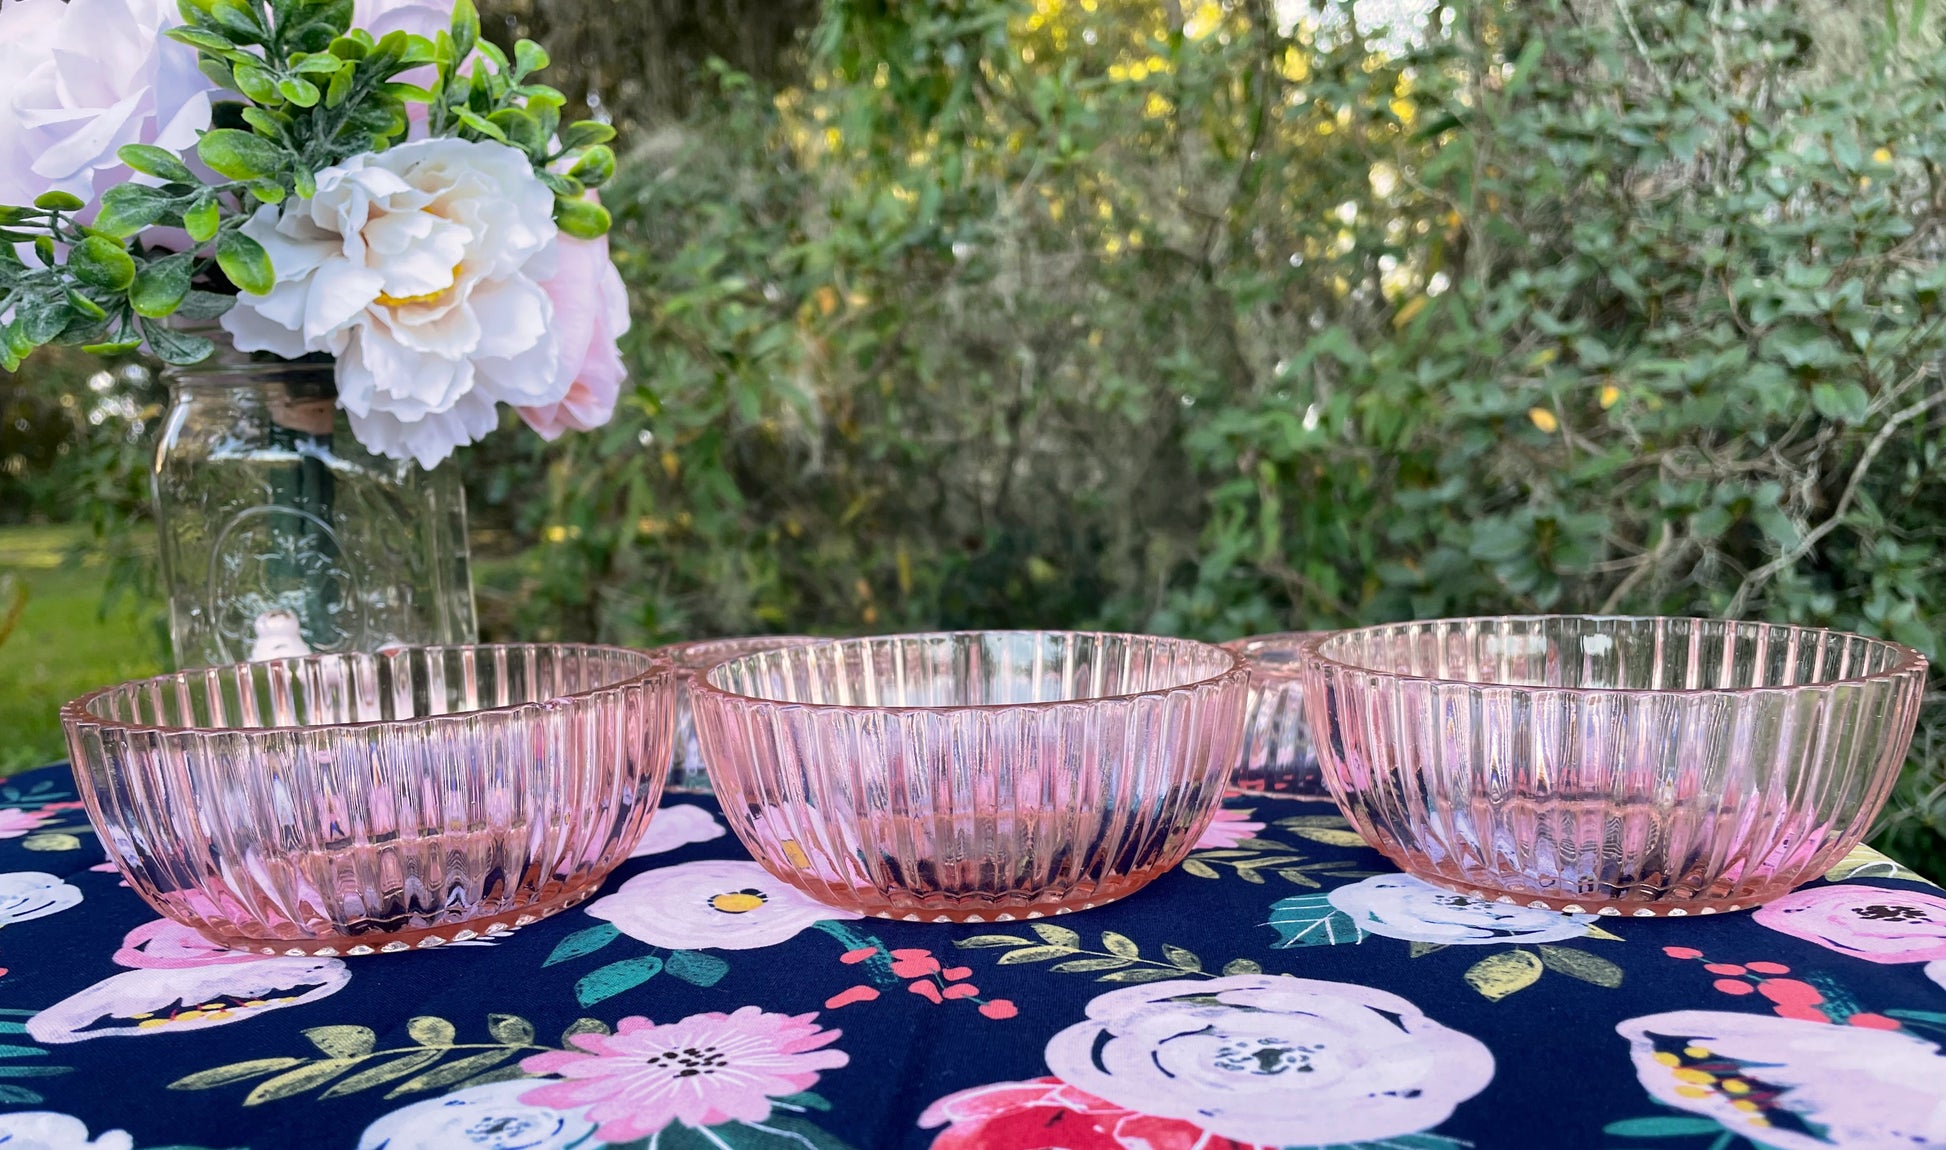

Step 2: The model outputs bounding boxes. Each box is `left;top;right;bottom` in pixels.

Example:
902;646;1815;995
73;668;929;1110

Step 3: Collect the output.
1753;883;1946;964
519;229;630;440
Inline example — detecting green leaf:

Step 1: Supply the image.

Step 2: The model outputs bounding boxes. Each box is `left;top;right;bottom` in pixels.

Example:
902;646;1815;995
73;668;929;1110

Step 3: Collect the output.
117;144;199;184
292;52;343;76
165;25;236;53
543;922;621;966
94;184;177;238
1284;825;1367;848
276;77;321;107
567;144;616;187
453;109;507;142
198;129;283;181
137;317;215;365
182;198;219;248
1099;932;1140;958
32;191;86;212
954;935;1032;948
302;1025;376;1060
448;0;478;63
1180;858;1220;879
1220;958;1262;976
80;339;143;355
131;254;195;316
486;108;545;155
664;948;730;988
513;39;549;76
217;230;275;295
247;181;286;205
325;64;355;108
315;1050;443;1099
1029;923;1080;947
405;1017;456;1047
175;290;235;320
994;946;1071;965
1601;1116;1726;1138
1049;957;1134;973
243;1059;355;1105
1096;967;1179;983
0;1065;72;1079
558;120;616;150
1463;949;1544;1001
65;291;106;320
540;171;584;198
1537;945;1623;988
554;195;612;240
16;296;68;345
231;61;282;104
383;1049;517;1098
240;107;290;140
1266;892;1369;948
70;237;137;291
1161;944;1202;972
575;956;663;1006
197;56;239;94
487;1014;535;1046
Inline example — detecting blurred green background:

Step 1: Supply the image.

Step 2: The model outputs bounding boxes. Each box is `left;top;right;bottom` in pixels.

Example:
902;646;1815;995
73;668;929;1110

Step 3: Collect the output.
5;0;1946;878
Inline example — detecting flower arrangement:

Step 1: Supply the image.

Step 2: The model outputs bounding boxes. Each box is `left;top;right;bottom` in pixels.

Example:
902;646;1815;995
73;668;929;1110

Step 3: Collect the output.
0;0;627;466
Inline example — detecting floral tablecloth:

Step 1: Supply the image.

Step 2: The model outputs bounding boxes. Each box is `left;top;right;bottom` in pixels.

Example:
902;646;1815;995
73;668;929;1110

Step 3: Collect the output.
0;763;1942;1150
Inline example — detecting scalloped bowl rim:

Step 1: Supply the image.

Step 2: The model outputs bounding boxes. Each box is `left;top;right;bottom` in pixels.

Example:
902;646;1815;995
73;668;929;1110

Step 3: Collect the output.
693;629;1247;714
60;642;670;737
1297;614;1928;698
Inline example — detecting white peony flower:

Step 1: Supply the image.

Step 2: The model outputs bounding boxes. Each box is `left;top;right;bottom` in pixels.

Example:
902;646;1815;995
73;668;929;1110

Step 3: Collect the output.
586;859;860;950
1618;1010;1946;1150
359;1081;604;1150
1043;974;1495;1145
0;0;212;209
0;1112;133;1150
221;138;570;468
1327;872;1601;945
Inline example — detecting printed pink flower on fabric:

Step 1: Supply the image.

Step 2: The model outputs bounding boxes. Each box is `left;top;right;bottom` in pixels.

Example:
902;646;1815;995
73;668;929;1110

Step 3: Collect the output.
1752;884;1946;964
1194;808;1264;851
518;227;630;440
920;1076;1268;1150
0;808;54;838
519;1007;847;1142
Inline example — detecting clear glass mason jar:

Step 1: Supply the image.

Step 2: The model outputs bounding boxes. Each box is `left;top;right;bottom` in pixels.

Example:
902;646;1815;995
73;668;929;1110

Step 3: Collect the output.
152;342;477;669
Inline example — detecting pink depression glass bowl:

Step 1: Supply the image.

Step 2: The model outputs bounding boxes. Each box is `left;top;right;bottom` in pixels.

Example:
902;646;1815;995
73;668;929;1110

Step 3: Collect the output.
692;631;1248;922
1300;616;1927;916
1223;632;1330;797
61;644;675;955
659;636;820;794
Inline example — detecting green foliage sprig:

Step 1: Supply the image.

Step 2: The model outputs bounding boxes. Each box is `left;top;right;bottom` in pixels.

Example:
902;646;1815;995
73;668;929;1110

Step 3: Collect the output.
0;0;616;371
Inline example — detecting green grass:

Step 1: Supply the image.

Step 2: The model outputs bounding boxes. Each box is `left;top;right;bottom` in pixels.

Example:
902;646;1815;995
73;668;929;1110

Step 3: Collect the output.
0;525;161;772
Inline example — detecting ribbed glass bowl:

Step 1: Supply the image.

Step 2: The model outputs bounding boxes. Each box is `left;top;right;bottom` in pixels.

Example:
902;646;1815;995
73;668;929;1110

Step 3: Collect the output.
1299;617;1927;916
61;644;676;955
659;636;818;794
1224;632;1329;797
693;631;1248;922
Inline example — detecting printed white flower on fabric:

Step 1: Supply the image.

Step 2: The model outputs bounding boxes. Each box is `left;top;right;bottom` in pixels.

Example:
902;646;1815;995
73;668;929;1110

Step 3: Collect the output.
1618;1010;1946;1150
220;137;568;467
0;0;212;210
27;957;350;1043
0;1112;133;1150
359;1080;604;1150
586;859;859;950
627;802;727;859
0;871;82;927
1327;873;1598;945
1043;974;1494;1146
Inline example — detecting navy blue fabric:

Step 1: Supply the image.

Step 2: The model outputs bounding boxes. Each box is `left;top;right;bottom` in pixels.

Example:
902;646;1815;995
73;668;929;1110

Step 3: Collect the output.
0;763;1941;1150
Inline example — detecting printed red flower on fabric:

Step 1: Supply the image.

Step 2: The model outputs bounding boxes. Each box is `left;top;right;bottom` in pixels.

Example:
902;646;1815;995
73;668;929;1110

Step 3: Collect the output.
519;1007;847;1142
919;1076;1267;1150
